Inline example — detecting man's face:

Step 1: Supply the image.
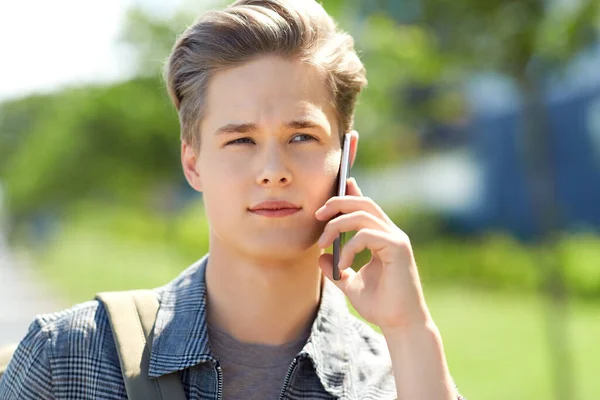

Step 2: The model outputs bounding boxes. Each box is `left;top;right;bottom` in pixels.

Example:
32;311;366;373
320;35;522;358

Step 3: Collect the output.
186;55;345;260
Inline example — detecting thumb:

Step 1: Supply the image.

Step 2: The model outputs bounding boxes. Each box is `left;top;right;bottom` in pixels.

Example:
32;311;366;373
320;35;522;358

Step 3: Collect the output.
318;253;354;293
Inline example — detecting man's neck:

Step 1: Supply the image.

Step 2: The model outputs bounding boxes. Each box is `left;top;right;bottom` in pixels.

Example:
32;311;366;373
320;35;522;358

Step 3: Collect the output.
204;237;324;346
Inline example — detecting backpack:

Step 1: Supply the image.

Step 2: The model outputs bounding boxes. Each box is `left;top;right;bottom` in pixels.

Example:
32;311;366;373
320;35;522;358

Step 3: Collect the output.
0;290;186;400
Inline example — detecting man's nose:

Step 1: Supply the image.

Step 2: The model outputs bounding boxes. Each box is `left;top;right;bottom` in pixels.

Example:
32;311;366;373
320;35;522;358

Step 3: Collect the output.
256;143;292;187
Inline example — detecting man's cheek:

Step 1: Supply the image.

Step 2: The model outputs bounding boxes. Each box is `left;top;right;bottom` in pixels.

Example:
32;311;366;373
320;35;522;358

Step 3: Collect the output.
327;173;340;198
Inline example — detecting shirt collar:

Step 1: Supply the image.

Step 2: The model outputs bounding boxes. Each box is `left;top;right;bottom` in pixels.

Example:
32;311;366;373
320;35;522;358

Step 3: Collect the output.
148;254;350;396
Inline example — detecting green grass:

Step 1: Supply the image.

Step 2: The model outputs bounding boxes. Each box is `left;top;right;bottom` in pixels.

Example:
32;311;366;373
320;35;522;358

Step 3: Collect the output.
32;229;195;302
25;211;600;400
350;288;600;400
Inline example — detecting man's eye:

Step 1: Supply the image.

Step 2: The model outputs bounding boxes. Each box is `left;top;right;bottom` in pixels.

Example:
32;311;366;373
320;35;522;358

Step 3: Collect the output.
291;134;316;143
227;137;254;145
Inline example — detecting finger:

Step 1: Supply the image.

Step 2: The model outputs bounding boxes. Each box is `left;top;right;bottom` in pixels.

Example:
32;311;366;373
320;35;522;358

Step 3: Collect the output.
316;196;392;225
346;177;363;197
318;253;356;293
317;210;390;249
338;228;392;270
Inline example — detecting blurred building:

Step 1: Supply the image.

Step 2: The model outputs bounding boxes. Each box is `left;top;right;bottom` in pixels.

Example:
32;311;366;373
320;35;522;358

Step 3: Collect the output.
464;42;600;238
360;41;600;239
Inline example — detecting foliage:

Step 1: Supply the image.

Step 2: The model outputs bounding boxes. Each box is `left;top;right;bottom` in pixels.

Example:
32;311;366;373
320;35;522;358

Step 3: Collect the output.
0;77;182;223
417;0;600;77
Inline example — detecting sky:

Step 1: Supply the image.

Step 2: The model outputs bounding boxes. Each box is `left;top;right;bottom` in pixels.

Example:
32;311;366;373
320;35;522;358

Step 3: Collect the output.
0;0;184;101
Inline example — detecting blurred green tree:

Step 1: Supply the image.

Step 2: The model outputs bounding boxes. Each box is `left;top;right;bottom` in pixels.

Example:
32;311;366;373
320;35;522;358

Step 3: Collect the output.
0;78;181;224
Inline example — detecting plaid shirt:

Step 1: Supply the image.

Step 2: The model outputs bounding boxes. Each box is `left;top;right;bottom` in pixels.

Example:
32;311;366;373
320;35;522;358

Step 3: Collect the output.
0;255;463;399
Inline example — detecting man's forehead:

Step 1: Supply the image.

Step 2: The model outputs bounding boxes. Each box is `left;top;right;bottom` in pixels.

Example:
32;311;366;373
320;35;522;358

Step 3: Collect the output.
206;101;335;135
208;76;332;116
202;56;338;135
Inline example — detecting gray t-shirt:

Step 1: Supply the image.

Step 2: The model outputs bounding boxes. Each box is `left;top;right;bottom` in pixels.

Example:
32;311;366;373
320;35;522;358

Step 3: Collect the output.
207;323;311;400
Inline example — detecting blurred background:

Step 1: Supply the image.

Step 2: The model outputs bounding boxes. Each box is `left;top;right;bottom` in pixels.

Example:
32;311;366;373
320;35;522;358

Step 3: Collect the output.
1;0;599;398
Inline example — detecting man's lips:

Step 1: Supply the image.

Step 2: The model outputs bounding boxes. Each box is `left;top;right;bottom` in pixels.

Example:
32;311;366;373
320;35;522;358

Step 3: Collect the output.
248;201;302;217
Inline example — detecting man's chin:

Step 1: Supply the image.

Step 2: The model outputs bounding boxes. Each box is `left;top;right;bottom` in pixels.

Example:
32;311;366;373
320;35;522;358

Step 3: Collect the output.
244;237;320;260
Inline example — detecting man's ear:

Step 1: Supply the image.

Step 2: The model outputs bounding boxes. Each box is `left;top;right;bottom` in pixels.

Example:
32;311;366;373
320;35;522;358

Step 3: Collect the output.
181;141;203;192
348;130;359;168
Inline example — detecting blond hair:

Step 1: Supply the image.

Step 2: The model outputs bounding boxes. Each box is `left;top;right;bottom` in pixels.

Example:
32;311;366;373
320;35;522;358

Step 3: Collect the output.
165;0;367;149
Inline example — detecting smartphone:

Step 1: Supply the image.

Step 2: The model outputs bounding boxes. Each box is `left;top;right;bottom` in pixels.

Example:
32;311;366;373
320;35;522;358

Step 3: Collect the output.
333;133;352;280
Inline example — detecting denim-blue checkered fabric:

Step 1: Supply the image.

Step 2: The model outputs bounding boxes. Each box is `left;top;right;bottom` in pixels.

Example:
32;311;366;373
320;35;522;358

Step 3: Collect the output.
0;255;464;399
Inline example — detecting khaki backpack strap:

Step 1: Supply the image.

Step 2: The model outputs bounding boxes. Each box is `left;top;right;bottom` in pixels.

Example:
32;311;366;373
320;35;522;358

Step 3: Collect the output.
96;290;186;400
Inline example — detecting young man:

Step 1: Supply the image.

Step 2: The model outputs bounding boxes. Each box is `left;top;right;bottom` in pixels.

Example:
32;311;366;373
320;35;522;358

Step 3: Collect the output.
0;0;464;399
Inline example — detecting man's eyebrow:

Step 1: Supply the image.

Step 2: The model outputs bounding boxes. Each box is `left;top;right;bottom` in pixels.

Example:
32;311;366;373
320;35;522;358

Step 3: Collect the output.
284;119;326;131
214;119;328;135
215;123;258;135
